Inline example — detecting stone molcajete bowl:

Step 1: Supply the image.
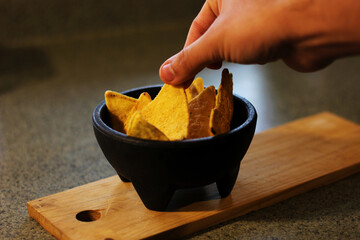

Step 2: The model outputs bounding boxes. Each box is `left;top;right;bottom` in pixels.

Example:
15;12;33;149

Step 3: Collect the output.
92;85;257;211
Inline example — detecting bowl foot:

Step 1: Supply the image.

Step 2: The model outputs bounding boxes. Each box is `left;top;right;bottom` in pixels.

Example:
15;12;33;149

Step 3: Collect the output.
216;164;240;198
132;181;174;211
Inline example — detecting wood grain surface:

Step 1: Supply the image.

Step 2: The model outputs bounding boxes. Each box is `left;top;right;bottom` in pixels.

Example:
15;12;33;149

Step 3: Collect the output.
27;112;360;240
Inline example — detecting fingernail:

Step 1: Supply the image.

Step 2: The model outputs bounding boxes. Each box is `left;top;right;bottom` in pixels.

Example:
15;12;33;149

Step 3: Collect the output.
161;63;175;82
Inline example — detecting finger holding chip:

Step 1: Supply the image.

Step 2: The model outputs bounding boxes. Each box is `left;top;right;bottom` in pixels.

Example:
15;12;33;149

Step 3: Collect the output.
105;68;234;141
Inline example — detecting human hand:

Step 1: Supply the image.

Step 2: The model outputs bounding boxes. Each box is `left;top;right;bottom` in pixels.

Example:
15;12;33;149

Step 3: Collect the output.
159;0;360;86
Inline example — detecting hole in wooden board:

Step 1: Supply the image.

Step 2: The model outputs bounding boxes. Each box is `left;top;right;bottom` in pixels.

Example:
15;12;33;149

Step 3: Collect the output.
76;210;101;222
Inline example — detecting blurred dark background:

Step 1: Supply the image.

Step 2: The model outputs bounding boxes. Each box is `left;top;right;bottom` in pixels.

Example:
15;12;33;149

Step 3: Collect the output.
0;0;203;44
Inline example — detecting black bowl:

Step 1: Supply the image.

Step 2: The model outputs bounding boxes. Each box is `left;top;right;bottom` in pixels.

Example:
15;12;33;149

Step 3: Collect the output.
92;85;257;211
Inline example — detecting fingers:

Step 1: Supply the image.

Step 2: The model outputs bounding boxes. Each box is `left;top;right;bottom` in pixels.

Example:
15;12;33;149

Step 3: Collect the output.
184;0;219;47
160;0;222;85
283;56;334;72
282;46;336;72
207;61;223;69
159;27;223;85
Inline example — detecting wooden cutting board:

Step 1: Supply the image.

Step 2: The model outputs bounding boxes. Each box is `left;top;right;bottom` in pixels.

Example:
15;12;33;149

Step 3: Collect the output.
27;112;360;240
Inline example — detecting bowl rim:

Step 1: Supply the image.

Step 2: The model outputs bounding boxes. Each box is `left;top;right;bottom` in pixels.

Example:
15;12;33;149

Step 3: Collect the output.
92;85;257;146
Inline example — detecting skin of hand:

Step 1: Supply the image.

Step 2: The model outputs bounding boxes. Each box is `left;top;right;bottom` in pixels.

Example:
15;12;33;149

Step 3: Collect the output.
159;0;360;86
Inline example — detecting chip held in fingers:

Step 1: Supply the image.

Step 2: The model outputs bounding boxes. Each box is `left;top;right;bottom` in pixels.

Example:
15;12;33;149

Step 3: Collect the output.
104;68;234;141
141;84;189;141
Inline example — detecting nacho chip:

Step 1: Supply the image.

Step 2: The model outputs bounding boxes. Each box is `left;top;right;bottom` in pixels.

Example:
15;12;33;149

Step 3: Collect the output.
141;84;189;140
124;92;152;132
105;90;137;133
210;68;234;135
135;92;152;110
185;77;204;102
104;68;234;141
188;85;216;139
127;111;169;141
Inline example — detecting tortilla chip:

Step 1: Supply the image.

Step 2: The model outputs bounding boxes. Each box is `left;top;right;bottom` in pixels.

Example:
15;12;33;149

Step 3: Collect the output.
135;92;152;110
141;84;189;140
185;77;204;102
188;85;216;139
127;111;169;141
124;92;152;132
210;68;234;135
105;90;137;133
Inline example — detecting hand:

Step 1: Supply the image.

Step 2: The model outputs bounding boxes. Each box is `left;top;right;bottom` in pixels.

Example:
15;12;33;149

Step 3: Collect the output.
159;0;360;86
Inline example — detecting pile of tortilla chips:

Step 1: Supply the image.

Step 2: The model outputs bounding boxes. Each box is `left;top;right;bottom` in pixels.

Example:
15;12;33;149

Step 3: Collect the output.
105;68;233;141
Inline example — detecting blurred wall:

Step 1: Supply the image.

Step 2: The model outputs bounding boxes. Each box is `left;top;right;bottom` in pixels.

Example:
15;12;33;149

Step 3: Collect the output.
0;0;204;45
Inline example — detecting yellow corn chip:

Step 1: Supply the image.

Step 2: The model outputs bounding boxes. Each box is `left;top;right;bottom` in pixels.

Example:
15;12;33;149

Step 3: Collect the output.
127;111;169;141
210;69;234;135
104;69;234;141
124;92;152;132
141;84;189;140
105;90;137;133
136;92;152;111
185;77;204;102
188;85;216;139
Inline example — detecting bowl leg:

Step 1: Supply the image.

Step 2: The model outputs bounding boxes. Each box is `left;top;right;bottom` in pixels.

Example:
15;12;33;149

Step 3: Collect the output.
132;180;174;211
216;163;240;198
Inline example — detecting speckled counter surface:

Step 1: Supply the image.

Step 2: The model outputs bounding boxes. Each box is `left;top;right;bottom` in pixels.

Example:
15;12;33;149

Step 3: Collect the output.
1;2;360;239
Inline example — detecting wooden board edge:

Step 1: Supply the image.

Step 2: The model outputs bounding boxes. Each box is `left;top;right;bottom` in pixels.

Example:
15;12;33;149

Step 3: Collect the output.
147;161;360;239
27;176;119;204
26;112;359;205
27;199;73;240
25;112;360;240
257;112;359;134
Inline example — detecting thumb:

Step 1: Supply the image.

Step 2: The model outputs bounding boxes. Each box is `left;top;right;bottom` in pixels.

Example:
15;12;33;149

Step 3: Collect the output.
159;28;223;85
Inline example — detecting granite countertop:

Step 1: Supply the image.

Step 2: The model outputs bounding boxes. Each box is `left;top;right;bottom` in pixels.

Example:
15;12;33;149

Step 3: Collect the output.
1;1;360;239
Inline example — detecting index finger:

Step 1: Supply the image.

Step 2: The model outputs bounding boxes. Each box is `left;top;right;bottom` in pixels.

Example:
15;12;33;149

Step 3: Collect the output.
184;0;220;47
